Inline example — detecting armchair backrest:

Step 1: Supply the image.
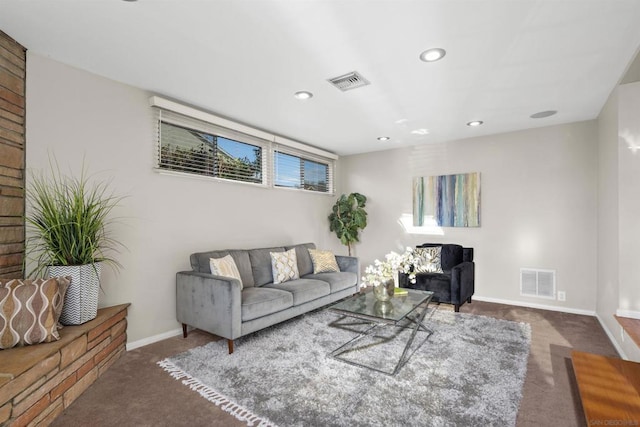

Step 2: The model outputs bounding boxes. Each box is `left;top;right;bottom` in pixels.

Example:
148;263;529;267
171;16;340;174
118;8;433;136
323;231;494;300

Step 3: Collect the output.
417;243;473;271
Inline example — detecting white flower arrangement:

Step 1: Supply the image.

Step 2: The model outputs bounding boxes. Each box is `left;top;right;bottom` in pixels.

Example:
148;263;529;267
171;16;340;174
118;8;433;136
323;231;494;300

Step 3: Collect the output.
361;247;420;288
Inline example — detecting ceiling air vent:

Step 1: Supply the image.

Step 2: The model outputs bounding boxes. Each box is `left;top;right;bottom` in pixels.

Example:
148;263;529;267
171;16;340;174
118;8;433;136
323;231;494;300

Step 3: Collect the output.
327;71;370;92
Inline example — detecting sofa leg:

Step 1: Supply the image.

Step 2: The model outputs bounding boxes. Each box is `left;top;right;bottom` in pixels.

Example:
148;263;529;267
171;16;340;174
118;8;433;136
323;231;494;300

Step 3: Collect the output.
467;296;472;303
454;305;460;313
228;339;234;354
182;323;188;338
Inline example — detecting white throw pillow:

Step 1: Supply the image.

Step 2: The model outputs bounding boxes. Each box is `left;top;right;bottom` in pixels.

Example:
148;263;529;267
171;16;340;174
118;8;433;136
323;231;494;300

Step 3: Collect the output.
270;249;300;284
210;255;243;289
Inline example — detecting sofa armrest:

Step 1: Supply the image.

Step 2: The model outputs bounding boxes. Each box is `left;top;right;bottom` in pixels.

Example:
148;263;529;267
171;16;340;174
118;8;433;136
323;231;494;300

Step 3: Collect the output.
450;261;474;302
335;255;360;275
176;271;243;340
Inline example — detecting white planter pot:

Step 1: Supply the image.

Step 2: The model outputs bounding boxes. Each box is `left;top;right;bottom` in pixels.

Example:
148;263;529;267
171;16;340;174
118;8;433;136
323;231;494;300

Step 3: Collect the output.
49;263;101;325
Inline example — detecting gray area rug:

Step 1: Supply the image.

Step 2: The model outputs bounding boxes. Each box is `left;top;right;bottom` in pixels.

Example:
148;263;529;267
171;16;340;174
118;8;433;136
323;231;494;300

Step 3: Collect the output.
158;308;531;427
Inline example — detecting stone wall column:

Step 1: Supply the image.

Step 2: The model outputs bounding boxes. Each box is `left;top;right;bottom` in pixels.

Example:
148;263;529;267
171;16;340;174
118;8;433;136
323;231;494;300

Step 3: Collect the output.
0;30;26;279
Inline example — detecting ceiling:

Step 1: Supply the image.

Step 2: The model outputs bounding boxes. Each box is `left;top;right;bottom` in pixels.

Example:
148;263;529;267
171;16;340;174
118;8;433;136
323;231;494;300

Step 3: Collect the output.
2;0;640;156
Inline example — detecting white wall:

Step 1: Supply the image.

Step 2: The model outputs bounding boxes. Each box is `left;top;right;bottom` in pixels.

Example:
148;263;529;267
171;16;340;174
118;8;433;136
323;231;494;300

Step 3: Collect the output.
25;53;341;343
618;81;640;316
596;86;624;353
594;81;640;361
339;122;599;313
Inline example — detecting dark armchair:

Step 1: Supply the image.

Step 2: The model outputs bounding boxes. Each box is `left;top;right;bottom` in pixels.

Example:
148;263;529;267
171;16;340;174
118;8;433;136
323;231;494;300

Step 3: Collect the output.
399;243;474;312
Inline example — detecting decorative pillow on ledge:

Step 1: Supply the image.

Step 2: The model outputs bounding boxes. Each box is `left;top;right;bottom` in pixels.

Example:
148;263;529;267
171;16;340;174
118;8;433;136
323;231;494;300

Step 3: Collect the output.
210;255;243;290
415;246;444;273
0;277;70;350
308;249;340;274
270;249;299;284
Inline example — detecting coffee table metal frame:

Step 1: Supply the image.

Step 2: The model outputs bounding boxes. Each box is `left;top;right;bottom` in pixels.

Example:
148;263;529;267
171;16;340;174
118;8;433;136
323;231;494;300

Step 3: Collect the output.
328;289;434;376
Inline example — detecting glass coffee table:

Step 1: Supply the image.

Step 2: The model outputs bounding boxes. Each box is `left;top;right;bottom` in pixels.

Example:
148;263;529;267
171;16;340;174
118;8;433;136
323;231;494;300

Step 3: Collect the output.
328;288;434;375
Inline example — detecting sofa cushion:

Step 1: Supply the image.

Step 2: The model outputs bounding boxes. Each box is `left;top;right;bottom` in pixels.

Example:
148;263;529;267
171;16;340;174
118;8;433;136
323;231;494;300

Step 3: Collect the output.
410;272;453;303
285;243;315;276
210;255;243;289
270;249;300;284
0;277;70;349
249;246;285;286
264;278;330;305
191;249;255;287
308;249;340;273
241;287;293;322
302;271;357;293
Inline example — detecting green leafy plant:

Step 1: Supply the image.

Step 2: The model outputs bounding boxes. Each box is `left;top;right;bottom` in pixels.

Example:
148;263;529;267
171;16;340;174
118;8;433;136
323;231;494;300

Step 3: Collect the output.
25;159;125;277
328;192;367;256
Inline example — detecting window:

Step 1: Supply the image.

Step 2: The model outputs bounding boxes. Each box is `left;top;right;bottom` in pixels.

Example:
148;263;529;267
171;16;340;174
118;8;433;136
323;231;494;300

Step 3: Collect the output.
159;122;262;184
274;150;330;192
152;96;336;194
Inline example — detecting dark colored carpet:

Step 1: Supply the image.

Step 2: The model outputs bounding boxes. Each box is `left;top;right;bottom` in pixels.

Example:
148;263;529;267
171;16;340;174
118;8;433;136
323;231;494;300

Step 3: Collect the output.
50;301;618;427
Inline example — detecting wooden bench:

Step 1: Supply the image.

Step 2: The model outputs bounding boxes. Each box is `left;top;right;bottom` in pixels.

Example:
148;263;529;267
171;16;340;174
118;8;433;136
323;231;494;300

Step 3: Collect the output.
571;350;640;425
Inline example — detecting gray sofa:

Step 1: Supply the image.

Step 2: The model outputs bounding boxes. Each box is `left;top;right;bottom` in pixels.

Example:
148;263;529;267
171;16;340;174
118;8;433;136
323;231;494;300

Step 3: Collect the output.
176;242;359;353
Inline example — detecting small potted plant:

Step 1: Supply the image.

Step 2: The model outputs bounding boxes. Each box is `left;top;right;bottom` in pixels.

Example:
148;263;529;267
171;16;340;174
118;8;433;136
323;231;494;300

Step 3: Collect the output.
25;159;124;325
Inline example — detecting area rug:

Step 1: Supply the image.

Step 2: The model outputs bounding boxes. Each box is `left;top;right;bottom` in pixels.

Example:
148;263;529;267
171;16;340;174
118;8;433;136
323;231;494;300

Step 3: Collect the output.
158;308;531;427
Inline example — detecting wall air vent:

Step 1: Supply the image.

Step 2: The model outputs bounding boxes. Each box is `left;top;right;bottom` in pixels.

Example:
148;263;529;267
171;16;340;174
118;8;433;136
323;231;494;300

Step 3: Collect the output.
520;268;556;299
327;71;370;92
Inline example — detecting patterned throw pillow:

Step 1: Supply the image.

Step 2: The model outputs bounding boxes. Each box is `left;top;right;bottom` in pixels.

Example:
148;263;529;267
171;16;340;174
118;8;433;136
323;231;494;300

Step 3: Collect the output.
415;246;444;273
270;249;300;284
0;277;70;349
210;255;243;290
308;249;340;274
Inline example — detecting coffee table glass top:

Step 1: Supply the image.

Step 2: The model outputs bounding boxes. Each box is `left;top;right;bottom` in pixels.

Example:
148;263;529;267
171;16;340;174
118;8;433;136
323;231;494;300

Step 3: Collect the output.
330;288;434;322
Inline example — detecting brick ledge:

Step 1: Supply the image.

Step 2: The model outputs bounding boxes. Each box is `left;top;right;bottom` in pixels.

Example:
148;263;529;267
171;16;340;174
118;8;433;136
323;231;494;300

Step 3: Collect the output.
0;303;130;426
0;304;130;384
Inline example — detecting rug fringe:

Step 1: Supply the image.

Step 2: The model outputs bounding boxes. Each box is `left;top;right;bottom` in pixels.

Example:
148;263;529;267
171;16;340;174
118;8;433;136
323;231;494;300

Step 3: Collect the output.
157;359;277;427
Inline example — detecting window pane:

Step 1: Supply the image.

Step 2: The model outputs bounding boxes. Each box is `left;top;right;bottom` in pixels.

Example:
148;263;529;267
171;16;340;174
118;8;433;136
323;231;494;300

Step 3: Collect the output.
159;122;214;175
274;151;329;193
303;159;328;192
160;122;262;183
216;137;262;183
274;152;302;188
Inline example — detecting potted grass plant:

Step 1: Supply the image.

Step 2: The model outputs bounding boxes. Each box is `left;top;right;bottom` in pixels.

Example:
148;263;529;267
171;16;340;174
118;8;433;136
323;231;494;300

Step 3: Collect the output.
25;159;124;325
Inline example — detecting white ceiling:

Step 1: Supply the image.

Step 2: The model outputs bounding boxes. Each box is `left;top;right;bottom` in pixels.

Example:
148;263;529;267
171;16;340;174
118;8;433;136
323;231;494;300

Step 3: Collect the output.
2;0;640;156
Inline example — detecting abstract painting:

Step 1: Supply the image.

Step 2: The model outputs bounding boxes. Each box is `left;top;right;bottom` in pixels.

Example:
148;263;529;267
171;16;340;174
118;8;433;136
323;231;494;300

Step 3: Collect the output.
413;172;480;227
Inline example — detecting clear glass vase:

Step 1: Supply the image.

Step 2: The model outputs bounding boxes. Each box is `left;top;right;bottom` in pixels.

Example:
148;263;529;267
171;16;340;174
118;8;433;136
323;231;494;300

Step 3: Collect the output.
373;279;395;302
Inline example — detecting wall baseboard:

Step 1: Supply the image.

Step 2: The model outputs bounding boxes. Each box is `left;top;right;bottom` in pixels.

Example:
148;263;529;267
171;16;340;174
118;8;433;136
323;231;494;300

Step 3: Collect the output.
473;295;596;316
126;327;183;351
616;309;640;319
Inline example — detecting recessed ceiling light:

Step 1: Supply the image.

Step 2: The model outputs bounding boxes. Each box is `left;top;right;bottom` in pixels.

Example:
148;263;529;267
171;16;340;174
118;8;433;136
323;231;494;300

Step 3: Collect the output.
419;48;446;62
294;91;313;100
411;128;430;135
466;121;484;127
530;110;557;119
377;136;390;141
